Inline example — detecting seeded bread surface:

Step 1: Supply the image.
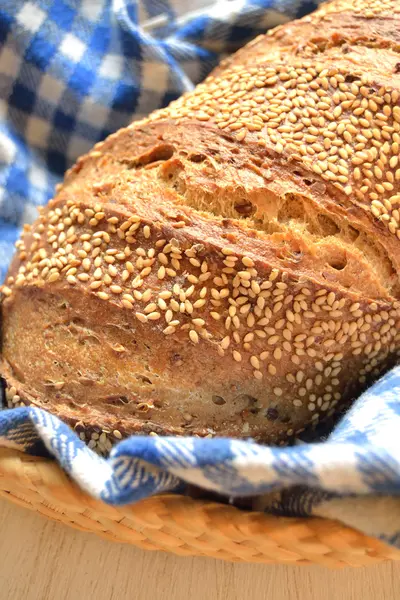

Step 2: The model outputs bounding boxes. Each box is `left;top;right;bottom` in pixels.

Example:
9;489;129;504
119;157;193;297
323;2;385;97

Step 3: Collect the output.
1;0;400;450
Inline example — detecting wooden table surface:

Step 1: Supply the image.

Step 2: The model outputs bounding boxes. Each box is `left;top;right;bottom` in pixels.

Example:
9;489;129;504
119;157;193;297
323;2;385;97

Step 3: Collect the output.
0;497;398;600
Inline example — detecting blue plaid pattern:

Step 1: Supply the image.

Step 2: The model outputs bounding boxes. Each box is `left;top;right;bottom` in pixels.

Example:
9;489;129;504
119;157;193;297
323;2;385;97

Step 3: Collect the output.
2;0;400;549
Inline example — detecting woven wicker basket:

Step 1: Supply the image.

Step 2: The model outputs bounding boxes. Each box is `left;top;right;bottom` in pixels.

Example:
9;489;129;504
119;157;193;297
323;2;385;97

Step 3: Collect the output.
1;448;400;567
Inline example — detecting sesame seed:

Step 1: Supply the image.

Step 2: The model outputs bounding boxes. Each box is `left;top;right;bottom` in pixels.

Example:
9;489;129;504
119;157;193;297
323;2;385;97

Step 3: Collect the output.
163;325;176;335
147;311;161;320
242;256;254;267
158;298;167;310
192;318;205;327
159;290;172;300
110;285;123;294
233;350;242;362
97;291;109;300
250;356;260;369
220;336;230;350
237;271;251;280
135;312;148;323
189;330;199;344
170;299;180;311
268;364;277;376
121;299;134;309
144;302;157;314
48;272;60;283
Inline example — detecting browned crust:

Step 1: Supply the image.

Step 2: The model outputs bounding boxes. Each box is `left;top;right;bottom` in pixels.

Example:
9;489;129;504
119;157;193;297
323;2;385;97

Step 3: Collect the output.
1;0;400;447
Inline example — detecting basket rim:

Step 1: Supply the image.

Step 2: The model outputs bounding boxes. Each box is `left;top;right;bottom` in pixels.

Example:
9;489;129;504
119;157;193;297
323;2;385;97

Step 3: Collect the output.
1;446;400;566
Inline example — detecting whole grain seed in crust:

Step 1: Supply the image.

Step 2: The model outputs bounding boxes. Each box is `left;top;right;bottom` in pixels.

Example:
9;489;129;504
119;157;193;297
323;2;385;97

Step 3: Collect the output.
1;0;400;451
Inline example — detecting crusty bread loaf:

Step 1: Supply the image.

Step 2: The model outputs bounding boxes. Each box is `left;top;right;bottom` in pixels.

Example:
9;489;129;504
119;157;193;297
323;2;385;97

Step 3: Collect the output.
1;0;400;453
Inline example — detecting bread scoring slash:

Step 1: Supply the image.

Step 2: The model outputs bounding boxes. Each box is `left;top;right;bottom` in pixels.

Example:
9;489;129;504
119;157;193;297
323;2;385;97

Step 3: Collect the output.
1;0;400;453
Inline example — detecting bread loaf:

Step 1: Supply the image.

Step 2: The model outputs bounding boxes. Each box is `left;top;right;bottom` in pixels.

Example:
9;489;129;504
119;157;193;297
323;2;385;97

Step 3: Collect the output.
1;0;400;452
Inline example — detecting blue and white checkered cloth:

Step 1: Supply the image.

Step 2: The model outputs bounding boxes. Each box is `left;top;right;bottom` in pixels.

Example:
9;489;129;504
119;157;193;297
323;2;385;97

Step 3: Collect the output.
1;0;400;549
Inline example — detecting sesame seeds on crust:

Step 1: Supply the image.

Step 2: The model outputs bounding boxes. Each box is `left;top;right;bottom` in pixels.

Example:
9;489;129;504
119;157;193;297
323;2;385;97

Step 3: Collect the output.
2;194;400;434
317;0;400;18
2;0;400;443
145;0;400;245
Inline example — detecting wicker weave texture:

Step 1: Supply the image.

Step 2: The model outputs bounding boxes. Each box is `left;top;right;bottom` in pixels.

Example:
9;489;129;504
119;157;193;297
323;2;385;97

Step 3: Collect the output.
0;448;399;567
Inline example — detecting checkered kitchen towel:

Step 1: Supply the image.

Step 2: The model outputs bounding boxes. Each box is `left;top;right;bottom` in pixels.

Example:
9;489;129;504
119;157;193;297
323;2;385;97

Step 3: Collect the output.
1;0;400;549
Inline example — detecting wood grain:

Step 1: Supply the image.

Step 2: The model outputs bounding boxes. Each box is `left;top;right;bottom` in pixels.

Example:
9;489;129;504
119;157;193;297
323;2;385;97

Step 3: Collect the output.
0;498;399;600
